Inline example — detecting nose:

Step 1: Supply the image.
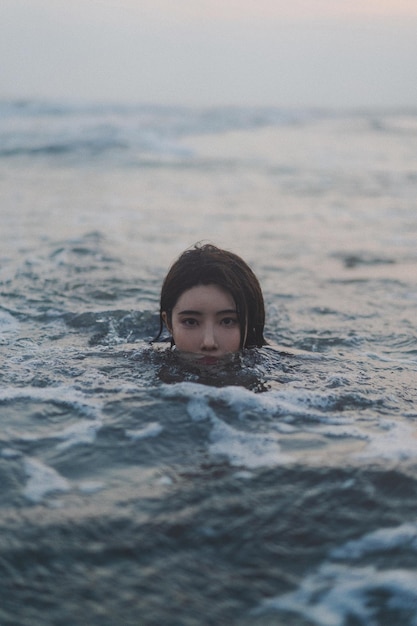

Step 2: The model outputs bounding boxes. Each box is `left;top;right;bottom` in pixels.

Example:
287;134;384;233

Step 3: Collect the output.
200;324;218;351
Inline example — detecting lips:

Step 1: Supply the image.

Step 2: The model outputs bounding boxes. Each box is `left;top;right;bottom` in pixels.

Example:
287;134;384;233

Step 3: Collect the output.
198;356;220;365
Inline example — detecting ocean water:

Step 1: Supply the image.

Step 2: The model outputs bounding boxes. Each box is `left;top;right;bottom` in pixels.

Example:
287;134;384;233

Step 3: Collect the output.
1;100;417;625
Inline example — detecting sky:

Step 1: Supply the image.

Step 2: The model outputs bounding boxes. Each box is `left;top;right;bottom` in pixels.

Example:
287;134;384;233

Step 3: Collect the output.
1;0;416;107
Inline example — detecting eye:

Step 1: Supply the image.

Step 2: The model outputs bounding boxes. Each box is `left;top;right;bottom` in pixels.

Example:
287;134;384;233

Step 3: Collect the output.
221;317;238;327
180;317;199;327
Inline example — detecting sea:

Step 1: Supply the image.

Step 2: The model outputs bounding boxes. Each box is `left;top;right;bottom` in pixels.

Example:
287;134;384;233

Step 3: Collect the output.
1;99;417;625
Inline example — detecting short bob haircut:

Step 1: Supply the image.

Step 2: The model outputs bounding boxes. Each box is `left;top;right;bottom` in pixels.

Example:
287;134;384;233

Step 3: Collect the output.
155;243;266;349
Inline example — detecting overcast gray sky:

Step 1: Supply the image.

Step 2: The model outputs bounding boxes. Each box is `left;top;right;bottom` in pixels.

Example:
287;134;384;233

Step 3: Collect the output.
1;0;416;107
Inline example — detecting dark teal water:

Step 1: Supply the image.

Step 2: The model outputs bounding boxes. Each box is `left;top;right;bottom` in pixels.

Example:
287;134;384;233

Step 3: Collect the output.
1;102;417;624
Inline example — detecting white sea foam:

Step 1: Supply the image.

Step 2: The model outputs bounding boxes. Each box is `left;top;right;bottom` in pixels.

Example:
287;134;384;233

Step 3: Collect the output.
161;382;417;468
354;419;417;462
256;564;417;626
77;480;105;494
166;383;293;467
125;422;163;440
161;381;345;421
55;419;102;450
156;475;173;486
209;414;293;468
186;397;217;422
305;423;369;440
1;447;22;458
165;382;376;425
23;457;70;503
255;520;417;625
330;522;417;560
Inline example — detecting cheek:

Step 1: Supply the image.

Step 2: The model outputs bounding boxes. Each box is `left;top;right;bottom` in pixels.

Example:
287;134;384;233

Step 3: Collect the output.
230;328;242;351
171;324;199;349
220;327;241;351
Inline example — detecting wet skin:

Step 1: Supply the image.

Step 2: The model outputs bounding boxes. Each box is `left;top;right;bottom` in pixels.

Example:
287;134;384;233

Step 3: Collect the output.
162;284;241;362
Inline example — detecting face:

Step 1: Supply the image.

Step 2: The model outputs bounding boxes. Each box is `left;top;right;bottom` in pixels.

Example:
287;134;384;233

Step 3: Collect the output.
162;284;241;363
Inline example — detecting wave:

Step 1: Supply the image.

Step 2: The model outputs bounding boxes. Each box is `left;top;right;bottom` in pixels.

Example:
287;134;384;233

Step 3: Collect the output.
160;380;417;468
254;520;417;625
0;99;332;162
1;100;415;160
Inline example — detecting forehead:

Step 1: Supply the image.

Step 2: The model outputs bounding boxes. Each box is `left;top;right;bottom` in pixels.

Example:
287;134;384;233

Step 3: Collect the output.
173;284;236;312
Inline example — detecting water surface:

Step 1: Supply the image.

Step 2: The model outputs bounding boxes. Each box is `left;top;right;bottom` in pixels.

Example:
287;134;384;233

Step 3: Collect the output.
1;101;417;625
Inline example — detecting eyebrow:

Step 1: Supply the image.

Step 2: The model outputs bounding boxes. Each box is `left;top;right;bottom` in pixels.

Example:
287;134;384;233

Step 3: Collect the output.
177;309;238;316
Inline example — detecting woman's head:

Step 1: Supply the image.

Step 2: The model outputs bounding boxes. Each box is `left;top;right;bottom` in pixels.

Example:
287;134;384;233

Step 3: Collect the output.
157;244;266;355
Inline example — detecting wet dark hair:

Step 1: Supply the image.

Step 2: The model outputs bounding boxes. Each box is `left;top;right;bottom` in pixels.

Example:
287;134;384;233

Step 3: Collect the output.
155;243;266;348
